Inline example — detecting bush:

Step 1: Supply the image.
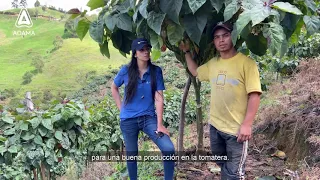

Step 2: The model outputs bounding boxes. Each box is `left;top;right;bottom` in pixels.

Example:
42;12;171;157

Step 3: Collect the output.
163;89;197;132
43;90;54;101
51;36;63;52
22;71;33;85
287;33;320;58
62;19;78;39
84;97;123;152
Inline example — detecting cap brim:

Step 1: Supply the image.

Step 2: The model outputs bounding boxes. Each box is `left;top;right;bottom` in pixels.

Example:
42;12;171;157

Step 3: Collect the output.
212;24;232;35
136;43;152;51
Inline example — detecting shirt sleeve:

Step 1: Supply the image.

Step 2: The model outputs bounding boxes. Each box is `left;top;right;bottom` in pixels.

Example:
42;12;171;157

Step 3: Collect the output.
156;67;165;91
196;61;210;82
244;59;262;94
113;66;127;87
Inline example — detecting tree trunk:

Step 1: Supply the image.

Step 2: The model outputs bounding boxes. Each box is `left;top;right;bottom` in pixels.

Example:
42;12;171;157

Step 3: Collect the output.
191;77;203;154
40;162;47;180
33;169;38;180
177;76;192;164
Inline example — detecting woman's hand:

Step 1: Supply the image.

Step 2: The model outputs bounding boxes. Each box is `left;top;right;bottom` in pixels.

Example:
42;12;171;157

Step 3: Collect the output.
157;124;170;136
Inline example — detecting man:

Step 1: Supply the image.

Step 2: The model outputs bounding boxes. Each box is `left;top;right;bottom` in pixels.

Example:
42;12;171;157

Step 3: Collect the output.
180;22;262;179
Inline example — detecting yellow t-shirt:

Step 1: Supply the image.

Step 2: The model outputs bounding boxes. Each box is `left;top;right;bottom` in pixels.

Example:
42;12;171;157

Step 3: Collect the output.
197;52;262;135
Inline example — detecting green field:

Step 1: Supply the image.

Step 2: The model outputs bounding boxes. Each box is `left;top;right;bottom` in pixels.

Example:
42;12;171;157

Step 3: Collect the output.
0;13;128;99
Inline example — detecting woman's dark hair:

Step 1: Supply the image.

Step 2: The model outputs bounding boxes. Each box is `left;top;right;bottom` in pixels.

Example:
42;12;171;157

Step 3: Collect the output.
125;51;157;104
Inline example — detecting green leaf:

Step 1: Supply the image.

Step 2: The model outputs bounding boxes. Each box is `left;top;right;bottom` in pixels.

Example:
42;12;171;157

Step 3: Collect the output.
74;117;82;126
105;14;117;31
2;117;13;124
133;9;139;23
89;19;104;44
34;135;43;145
147;11;166;35
4;128;15;136
151;50;161;60
272;2;303;15
87;0;105;11
65;120;74;130
0;145;6;155
139;0;148;18
61;134;71;149
21;132;35;141
41;119;53;130
116;13;133;32
304;0;317;12
38;126;48;137
183;11;207;45
52;114;62;123
99;40;110;58
68;130;76;143
46;154;54;165
46;138;56;149
150;30;160;49
167;23;184;45
280;39;288;58
28;117;41;129
187;0;206;14
224;0;240;21
303;16;320;36
19;121;28;131
281;13;301;39
76;19;90;41
251;8;271;26
210;0;224;12
16;108;25;114
69;14;80;19
160;0;183;24
0;136;7;142
8;145;18;153
245;33;268;56
136;19;149;37
289;18;304;44
55;131;63;141
114;0;131;13
111;30;123;49
232;11;251;45
263;22;285;55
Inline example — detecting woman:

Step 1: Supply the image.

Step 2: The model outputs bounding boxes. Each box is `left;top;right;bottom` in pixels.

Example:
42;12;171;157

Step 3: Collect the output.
111;38;175;180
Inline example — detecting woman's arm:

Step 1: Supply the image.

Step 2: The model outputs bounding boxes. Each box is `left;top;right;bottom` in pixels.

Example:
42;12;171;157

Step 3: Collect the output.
155;90;164;126
155;90;169;136
111;82;122;110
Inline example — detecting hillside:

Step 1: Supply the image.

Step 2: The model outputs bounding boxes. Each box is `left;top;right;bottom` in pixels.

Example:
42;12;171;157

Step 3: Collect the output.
1;7;66;19
0;13;128;102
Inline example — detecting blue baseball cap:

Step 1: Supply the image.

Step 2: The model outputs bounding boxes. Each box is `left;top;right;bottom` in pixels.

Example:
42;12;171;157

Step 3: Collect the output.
131;38;152;52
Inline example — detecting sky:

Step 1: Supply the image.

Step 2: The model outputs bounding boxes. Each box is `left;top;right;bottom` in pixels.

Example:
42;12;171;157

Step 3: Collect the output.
0;0;99;14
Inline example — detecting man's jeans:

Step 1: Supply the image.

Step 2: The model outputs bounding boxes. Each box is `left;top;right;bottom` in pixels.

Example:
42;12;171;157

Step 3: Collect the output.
210;125;248;180
120;115;175;180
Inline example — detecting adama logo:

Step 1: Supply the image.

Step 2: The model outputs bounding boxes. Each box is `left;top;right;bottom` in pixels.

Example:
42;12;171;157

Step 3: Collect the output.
15;8;33;28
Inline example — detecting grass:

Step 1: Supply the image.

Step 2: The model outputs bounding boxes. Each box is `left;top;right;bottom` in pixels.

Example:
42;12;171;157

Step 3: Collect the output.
0;13;128;100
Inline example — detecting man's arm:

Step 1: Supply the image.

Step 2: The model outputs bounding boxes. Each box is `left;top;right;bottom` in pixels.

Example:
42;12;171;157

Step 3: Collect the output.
111;82;122;110
185;52;198;77
237;92;261;142
180;41;198;77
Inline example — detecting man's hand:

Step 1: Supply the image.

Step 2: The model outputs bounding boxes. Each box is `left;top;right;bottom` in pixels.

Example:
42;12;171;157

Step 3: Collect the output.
157;124;170;136
179;40;190;52
237;124;252;142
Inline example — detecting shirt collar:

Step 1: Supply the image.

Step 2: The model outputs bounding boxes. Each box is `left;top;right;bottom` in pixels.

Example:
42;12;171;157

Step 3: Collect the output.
145;65;151;74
